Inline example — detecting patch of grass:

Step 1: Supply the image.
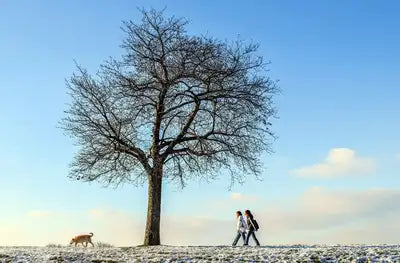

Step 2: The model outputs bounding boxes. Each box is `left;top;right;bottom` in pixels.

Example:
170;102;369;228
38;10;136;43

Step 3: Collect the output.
119;247;133;252
46;243;64;248
95;242;114;248
135;244;148;247
91;259;119;263
49;255;64;262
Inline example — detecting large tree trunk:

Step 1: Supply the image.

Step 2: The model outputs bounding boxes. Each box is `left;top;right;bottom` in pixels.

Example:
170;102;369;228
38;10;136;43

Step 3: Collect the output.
144;165;163;245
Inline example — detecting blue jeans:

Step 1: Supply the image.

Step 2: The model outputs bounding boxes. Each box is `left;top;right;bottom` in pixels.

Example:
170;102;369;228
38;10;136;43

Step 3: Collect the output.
244;230;260;246
232;230;246;246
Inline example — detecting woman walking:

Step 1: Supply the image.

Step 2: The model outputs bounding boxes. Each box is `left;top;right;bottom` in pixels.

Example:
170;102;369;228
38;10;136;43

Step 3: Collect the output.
244;209;260;246
232;211;246;246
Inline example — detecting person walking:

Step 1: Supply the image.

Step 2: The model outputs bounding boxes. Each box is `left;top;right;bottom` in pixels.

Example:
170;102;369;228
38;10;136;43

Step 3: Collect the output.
244;209;260;246
232;211;246;246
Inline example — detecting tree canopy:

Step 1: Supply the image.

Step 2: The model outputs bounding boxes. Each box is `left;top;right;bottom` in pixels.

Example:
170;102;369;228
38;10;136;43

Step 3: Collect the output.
61;8;278;245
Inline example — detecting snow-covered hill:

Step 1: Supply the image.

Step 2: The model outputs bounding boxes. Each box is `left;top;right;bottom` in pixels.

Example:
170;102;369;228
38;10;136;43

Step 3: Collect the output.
0;245;399;262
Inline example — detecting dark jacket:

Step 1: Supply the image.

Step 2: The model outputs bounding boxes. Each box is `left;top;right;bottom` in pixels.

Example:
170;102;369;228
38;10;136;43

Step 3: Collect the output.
246;216;255;231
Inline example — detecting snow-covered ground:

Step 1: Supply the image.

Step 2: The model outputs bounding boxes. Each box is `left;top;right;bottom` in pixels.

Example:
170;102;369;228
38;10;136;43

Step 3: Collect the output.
0;245;399;262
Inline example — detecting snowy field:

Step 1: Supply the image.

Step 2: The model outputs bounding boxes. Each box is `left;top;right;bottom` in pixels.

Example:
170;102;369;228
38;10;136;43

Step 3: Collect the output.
0;245;399;262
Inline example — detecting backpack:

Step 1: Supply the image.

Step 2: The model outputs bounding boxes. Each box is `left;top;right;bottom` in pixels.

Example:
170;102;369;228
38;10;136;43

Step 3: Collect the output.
251;218;260;231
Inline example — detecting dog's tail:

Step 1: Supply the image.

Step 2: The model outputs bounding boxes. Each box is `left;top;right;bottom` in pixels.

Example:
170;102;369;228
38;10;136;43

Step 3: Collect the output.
89;232;94;237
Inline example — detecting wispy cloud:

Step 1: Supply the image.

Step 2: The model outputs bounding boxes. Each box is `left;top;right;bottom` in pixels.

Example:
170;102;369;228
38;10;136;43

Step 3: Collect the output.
2;187;400;245
257;186;400;244
291;148;376;178
109;187;400;245
230;192;259;202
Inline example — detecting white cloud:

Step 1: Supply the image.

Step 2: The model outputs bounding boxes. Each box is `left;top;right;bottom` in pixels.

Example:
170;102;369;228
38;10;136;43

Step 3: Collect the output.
166;187;400;245
230;192;243;200
2;186;400;246
291;148;376;178
230;192;258;202
224;186;399;245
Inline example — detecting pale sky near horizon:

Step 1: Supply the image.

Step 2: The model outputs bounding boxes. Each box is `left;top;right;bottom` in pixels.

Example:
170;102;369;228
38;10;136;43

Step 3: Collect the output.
0;0;399;246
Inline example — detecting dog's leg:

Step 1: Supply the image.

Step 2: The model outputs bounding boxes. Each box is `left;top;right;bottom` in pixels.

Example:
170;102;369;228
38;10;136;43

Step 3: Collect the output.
89;240;94;247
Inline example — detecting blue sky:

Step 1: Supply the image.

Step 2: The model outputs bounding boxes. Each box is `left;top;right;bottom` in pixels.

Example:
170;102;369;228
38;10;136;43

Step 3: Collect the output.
0;0;399;245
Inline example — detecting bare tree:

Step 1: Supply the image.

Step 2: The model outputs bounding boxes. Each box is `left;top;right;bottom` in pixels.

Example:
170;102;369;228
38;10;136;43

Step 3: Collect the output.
61;9;278;246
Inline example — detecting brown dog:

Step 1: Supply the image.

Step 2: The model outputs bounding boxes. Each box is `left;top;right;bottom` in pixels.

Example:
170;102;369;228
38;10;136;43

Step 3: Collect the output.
70;232;94;247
